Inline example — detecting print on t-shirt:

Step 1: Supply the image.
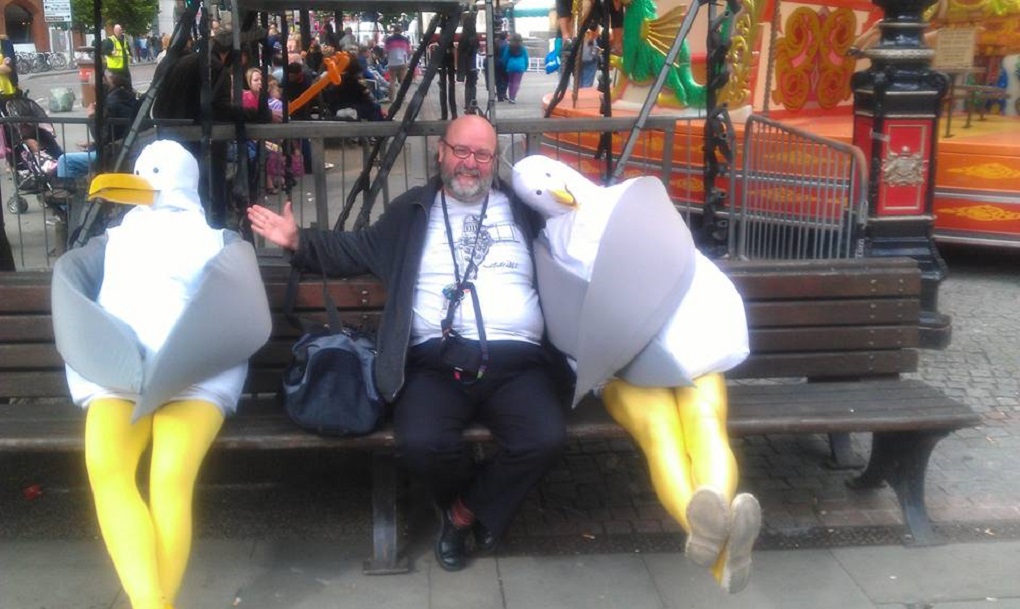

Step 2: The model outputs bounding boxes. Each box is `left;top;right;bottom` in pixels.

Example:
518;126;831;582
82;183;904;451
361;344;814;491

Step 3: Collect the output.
455;213;522;281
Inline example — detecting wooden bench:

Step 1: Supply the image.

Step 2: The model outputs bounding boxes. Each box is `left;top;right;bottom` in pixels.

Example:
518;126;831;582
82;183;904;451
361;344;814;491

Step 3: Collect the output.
0;257;979;573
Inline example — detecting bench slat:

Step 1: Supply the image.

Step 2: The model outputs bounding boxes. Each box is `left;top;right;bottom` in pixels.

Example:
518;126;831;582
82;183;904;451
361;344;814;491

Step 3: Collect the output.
750;326;918;352
0;327;922;373
0;315;54;342
723;260;921;300
0;379;977;452
262;278;387;309
0;284;52;314
746;299;920;327
0;300;918;346
728;350;918;378
0;372;69;397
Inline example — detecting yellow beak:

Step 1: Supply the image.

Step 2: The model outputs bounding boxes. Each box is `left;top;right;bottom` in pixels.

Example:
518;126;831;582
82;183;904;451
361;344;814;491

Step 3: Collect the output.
550;188;577;208
88;174;157;206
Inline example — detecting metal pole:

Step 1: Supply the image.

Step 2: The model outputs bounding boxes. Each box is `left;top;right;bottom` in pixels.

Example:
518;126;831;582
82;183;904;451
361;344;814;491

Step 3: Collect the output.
485;0;497;120
92;0;104;170
612;0;708;182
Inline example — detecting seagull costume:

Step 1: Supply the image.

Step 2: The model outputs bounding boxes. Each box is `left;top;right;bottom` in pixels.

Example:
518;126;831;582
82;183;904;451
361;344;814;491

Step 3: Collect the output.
49;140;271;609
512;155;760;594
52;140;271;420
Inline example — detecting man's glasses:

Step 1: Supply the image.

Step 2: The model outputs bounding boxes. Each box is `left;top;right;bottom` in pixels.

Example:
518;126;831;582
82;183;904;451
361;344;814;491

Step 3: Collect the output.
440;139;495;164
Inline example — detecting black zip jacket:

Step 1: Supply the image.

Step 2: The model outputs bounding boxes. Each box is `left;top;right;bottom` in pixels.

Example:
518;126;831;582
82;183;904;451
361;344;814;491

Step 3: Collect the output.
291;177;557;403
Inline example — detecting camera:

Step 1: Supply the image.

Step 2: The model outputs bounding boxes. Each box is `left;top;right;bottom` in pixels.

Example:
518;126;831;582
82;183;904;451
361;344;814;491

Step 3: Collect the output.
439;331;484;377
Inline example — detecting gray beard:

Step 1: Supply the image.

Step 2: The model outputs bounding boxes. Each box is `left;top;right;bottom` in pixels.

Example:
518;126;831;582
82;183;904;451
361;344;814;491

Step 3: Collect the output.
441;166;493;203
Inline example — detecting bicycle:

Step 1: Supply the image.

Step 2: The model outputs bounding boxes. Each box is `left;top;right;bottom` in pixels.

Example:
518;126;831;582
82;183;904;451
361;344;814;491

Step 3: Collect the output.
15;52;34;74
47;52;68;70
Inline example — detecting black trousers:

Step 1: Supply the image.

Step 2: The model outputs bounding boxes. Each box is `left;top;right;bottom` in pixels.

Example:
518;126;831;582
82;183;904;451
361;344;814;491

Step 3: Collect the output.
393;339;567;538
462;69;478;112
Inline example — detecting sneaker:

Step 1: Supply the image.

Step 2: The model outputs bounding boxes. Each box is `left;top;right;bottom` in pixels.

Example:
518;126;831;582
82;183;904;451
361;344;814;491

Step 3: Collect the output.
718;493;761;594
684;487;730;567
508;98;516;104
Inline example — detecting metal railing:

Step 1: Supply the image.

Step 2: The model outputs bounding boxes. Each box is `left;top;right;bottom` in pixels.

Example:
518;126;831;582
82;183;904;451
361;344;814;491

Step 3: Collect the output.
2;115;687;270
1;111;871;270
731;115;869;260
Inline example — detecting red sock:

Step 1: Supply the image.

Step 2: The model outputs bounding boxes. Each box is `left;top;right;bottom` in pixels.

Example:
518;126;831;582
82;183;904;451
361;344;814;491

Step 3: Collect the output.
450;497;475;528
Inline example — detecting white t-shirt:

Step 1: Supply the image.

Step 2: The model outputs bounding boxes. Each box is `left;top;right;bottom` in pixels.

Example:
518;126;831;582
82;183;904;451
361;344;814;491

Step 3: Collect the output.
411;189;543;345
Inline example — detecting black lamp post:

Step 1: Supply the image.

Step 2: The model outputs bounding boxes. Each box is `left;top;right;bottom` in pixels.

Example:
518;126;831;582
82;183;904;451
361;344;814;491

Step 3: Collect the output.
851;0;952;348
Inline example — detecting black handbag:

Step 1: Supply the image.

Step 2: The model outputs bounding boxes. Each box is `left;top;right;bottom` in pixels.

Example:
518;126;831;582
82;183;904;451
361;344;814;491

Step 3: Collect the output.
279;268;383;436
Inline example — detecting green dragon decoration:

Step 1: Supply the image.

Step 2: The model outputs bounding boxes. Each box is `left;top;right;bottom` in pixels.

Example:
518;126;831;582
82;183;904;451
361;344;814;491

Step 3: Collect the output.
617;0;707;108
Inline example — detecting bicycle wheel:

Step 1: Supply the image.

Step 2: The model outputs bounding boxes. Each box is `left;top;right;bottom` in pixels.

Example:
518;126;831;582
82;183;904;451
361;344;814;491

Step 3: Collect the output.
31;53;48;73
7;193;28;214
16;53;32;75
49;52;67;70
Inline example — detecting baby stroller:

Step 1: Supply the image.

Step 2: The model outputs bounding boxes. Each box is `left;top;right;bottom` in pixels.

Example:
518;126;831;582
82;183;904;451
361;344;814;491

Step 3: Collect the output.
2;93;63;214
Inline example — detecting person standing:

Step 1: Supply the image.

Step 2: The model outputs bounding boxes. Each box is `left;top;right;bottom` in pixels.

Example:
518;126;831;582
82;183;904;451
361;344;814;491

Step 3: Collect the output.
492;31;508;102
152;30;264;228
248;115;571;573
0;34;18;90
456;9;480;113
102;23;132;88
435;38;457;120
501;33;529;104
579;28;599;88
385;25;412;93
337;27;358;52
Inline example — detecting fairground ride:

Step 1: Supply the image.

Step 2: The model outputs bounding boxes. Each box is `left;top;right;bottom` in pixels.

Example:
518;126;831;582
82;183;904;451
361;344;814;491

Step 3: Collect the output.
544;0;1020;249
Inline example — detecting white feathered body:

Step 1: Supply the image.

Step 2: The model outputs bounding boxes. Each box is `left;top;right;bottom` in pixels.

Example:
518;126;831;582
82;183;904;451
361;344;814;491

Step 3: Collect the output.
65;142;248;412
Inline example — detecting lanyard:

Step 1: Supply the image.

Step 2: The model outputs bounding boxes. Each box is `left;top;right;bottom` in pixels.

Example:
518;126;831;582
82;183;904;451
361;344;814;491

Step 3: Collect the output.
440;189;488;288
440;189;490;381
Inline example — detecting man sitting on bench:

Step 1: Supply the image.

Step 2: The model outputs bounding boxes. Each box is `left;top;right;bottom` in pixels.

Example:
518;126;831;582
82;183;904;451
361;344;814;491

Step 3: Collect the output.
248;115;571;572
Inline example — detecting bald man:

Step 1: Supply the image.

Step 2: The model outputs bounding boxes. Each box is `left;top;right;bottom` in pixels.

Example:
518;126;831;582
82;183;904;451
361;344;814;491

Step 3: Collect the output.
249;115;570;572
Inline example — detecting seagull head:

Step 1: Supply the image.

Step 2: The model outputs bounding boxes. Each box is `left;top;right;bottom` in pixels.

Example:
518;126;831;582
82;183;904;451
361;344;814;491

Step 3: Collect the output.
511;155;590;219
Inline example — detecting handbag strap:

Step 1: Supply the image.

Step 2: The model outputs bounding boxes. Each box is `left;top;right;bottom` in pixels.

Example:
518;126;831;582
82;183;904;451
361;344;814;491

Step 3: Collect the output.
284;266;343;335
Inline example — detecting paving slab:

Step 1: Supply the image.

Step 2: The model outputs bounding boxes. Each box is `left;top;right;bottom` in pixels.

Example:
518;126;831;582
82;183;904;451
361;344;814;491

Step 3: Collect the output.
0;540;122;609
877;602;1020;609
643;549;876;609
175;540;260;609
498;554;664;609
832;540;1020;605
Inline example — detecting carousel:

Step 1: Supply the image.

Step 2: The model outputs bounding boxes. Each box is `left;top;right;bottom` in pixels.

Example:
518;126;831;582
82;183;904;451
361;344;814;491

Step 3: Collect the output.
544;0;1020;249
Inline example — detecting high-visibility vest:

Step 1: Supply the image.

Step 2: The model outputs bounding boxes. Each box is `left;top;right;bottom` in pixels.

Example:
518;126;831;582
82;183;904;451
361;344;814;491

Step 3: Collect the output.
106;36;128;70
0;51;15;95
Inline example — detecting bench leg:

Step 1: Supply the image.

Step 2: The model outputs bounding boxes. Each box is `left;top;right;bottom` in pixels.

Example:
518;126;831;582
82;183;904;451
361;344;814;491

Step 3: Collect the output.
363;451;410;575
846;430;948;547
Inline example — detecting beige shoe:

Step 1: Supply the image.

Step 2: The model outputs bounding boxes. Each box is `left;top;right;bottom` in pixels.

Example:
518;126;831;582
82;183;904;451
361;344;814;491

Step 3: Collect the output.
718;493;762;594
684;487;730;567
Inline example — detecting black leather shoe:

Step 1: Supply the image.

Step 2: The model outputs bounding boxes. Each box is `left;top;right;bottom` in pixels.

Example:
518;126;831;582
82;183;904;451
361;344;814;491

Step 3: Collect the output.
435;508;471;572
472;521;498;554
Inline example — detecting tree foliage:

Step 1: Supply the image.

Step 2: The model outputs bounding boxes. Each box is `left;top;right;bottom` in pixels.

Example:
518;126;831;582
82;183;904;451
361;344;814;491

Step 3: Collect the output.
70;0;159;37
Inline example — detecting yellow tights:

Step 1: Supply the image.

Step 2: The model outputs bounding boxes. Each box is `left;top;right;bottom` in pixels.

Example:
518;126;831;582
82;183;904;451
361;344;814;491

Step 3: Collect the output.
603;373;754;589
603;373;737;528
85;398;224;609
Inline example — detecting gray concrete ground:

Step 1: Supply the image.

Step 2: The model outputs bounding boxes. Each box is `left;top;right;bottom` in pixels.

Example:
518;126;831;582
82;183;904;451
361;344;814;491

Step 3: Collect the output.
2;62;1020;608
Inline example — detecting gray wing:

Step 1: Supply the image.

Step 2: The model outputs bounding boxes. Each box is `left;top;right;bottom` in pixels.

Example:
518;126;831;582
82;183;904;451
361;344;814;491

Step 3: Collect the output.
570;177;697;405
51;235;145;394
534;235;588;358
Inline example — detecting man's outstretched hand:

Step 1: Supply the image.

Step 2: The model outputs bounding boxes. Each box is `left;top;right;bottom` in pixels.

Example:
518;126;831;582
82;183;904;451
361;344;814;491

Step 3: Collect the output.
248;201;300;251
